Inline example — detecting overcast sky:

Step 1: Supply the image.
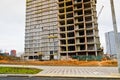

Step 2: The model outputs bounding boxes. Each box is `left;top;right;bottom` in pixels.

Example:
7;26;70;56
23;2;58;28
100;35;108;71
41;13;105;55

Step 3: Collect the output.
0;0;120;56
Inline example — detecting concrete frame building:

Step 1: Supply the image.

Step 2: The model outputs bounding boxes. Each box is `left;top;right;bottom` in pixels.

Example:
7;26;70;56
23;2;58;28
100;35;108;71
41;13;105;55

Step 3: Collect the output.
23;0;101;60
24;0;58;60
58;0;101;59
105;31;120;56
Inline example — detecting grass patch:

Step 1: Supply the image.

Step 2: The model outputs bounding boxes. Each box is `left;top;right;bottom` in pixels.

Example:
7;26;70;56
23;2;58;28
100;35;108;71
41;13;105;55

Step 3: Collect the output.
0;67;42;74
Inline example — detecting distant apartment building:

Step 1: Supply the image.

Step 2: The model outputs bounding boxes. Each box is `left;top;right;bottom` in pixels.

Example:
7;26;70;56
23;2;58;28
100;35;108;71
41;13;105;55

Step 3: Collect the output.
10;50;16;56
23;0;102;60
105;31;120;55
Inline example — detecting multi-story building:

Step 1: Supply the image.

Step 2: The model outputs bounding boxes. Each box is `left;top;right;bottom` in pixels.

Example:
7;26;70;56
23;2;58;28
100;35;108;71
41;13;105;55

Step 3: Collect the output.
10;50;16;57
24;0;58;60
23;0;102;60
105;31;120;56
58;0;101;59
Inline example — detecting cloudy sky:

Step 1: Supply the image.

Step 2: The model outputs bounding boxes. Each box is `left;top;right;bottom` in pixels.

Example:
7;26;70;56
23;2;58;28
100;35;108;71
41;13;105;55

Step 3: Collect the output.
0;0;120;56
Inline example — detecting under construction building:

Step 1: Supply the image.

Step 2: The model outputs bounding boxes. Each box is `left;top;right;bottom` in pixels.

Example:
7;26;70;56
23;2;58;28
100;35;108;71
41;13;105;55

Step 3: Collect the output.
23;0;102;60
58;0;101;59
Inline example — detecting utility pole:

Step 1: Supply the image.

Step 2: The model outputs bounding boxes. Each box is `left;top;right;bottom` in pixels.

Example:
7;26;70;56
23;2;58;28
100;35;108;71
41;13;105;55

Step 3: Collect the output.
110;0;120;73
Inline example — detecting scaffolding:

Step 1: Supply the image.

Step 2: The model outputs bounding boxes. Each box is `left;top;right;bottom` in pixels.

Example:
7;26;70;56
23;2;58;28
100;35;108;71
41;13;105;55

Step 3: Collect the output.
24;0;58;60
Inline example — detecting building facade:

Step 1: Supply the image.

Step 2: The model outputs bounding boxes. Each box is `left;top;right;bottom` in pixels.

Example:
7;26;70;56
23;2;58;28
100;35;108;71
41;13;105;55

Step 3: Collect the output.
105;31;120;56
24;0;58;60
24;0;101;60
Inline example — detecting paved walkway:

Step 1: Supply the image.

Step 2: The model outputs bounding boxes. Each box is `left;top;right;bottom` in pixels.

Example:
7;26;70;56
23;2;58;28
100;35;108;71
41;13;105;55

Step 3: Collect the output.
0;65;120;78
38;66;117;75
36;66;119;77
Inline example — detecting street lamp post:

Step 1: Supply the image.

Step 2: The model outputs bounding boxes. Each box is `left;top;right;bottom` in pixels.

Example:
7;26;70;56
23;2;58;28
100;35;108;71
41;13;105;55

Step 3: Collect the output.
110;0;120;73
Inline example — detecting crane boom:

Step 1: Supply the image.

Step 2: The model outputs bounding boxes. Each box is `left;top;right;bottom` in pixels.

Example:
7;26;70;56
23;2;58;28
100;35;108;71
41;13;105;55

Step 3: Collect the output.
98;5;104;18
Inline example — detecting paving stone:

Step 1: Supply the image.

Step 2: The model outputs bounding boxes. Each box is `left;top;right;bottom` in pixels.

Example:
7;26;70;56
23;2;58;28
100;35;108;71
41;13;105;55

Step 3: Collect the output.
38;66;118;76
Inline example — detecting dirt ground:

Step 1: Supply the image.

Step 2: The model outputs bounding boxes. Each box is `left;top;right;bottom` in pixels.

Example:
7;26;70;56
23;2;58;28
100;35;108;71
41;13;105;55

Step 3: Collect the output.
0;60;117;67
0;55;118;67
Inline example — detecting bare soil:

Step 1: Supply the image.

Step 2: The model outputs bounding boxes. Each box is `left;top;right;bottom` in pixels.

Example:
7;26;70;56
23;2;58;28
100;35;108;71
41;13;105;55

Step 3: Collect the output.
0;59;117;67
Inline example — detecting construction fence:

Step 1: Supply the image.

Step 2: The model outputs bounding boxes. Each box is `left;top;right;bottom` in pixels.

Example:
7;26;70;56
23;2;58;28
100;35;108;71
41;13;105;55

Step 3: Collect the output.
72;55;102;61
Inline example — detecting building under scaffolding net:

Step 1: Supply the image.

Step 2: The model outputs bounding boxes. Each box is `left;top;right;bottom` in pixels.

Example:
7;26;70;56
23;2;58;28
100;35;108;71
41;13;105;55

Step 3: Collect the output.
23;0;58;60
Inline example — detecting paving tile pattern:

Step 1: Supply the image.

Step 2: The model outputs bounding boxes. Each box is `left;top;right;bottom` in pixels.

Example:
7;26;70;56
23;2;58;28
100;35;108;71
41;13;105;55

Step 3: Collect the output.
37;66;118;76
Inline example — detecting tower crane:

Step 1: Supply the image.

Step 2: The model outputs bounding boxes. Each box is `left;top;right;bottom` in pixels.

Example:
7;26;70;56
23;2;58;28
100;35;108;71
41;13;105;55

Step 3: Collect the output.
98;5;104;18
